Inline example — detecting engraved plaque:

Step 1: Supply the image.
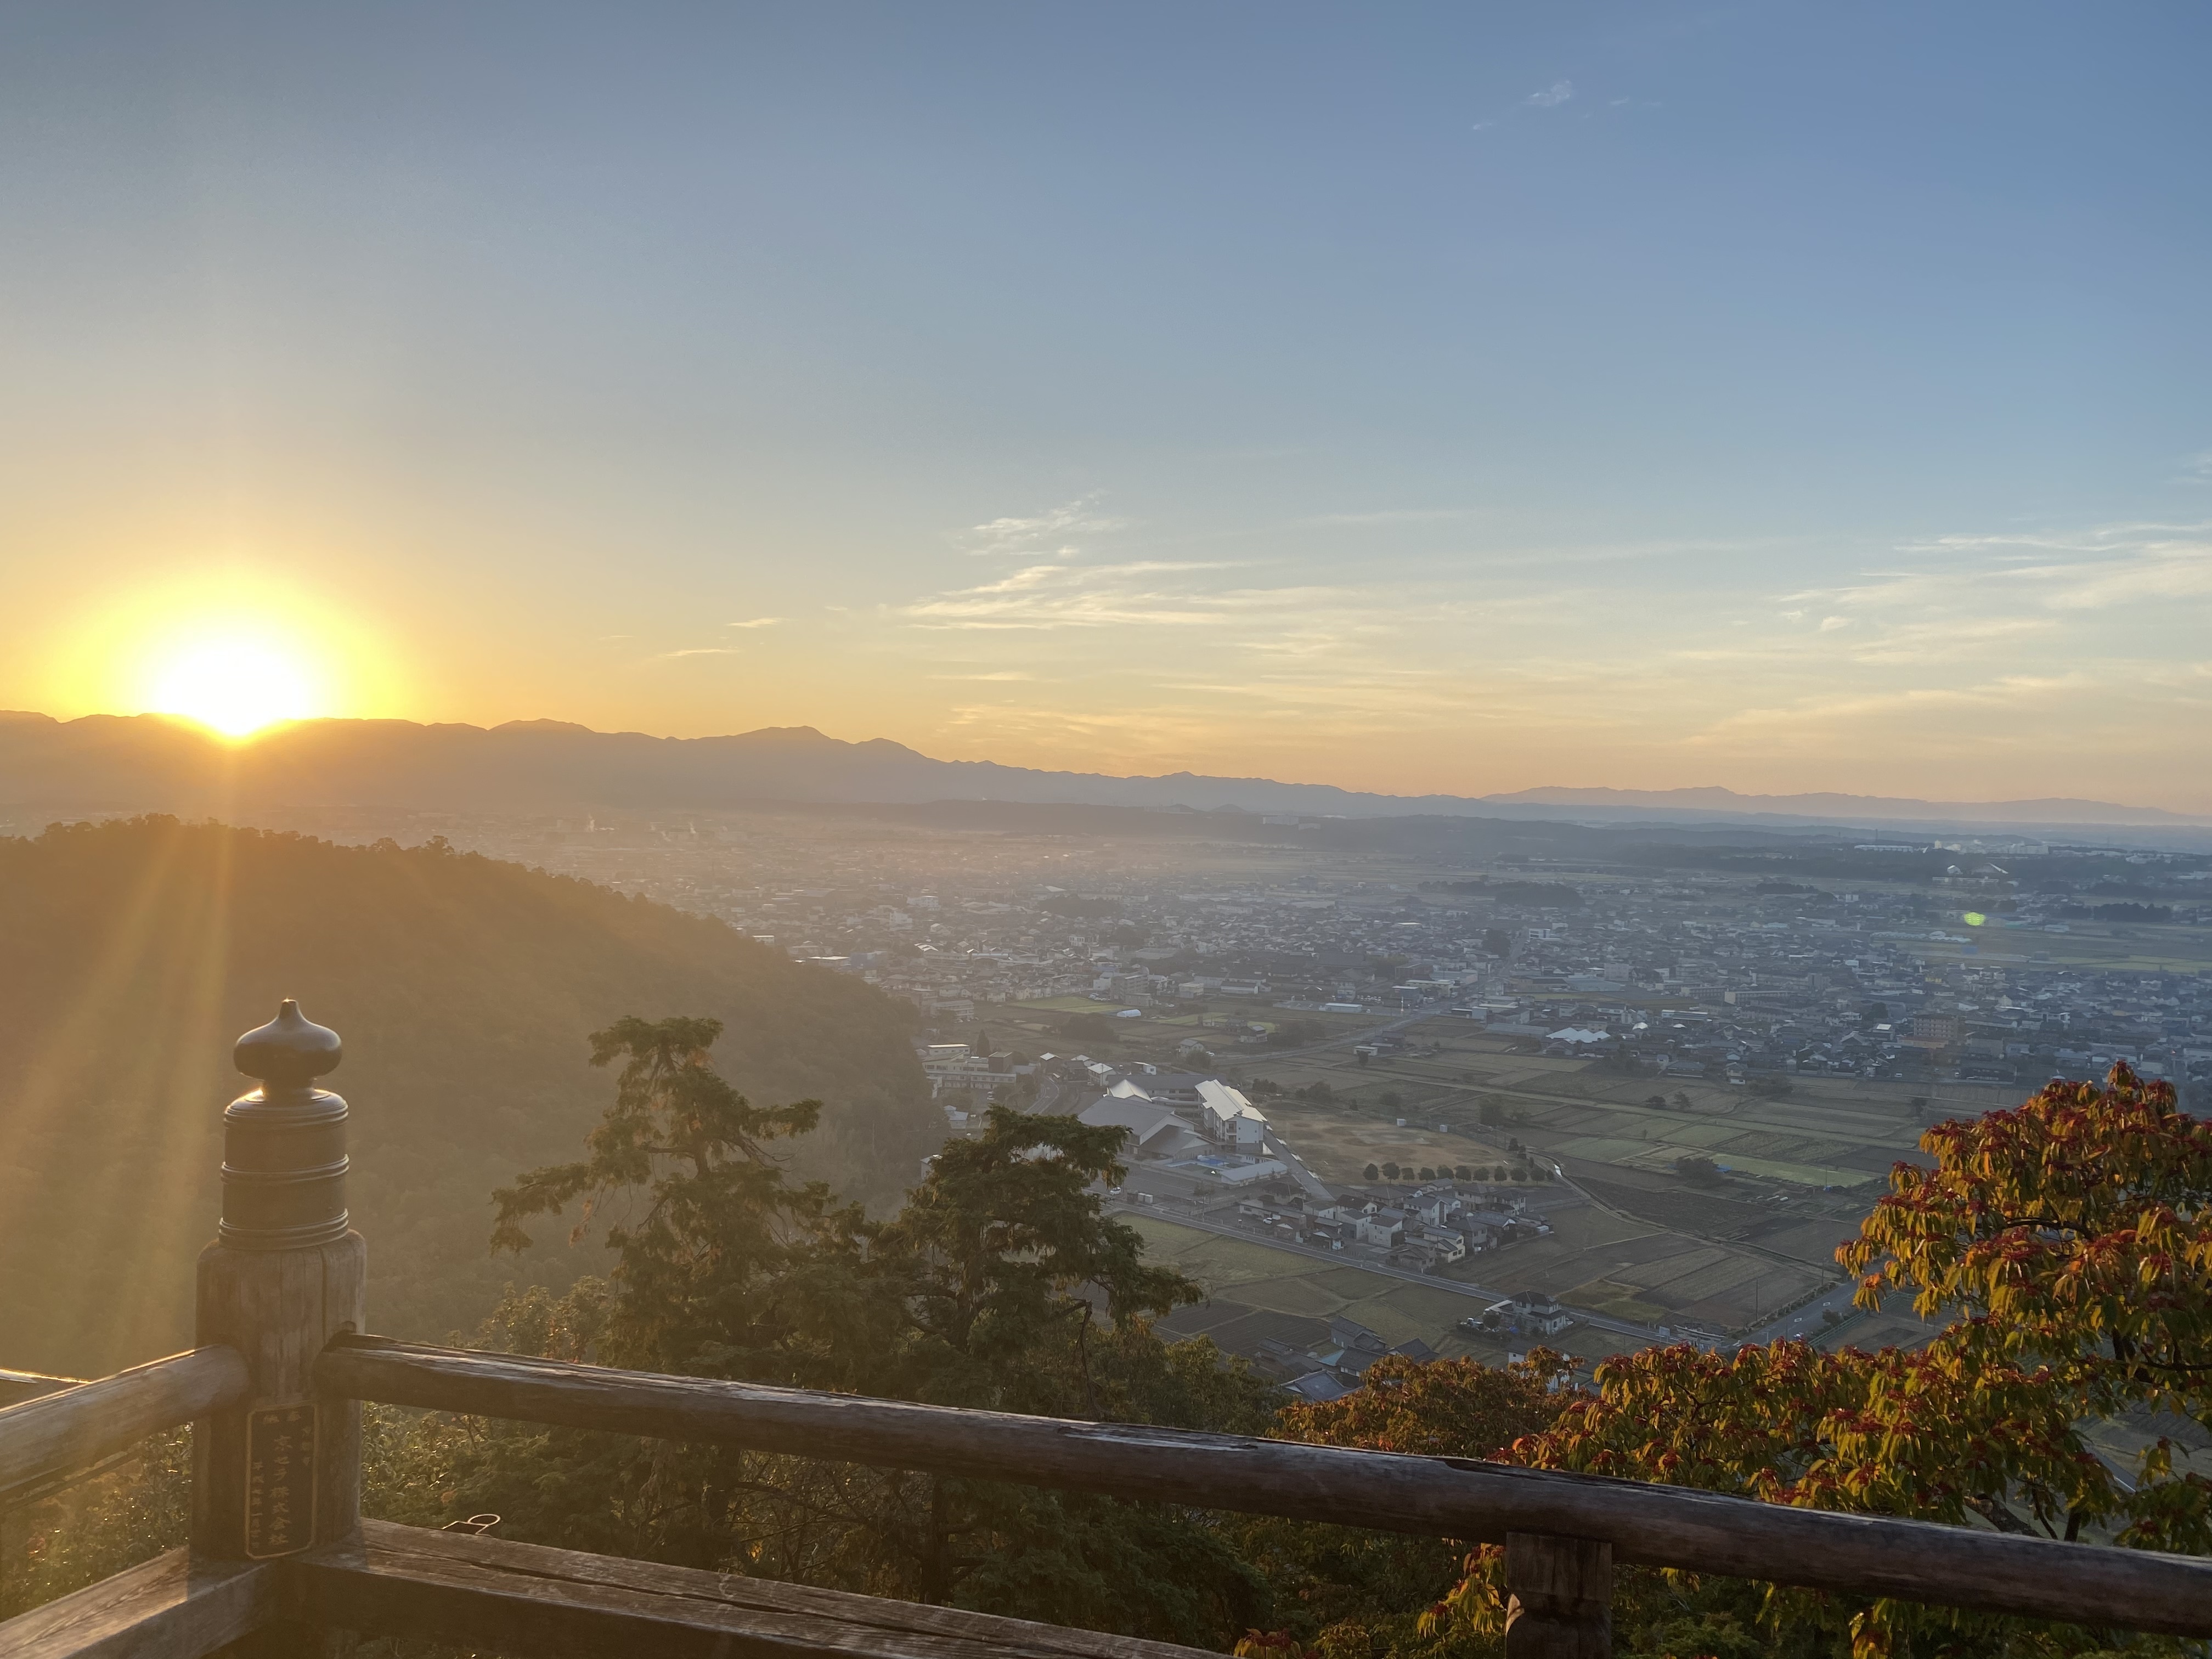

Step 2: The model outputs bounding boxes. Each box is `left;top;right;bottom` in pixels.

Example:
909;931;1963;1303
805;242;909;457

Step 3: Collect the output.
244;1401;318;1558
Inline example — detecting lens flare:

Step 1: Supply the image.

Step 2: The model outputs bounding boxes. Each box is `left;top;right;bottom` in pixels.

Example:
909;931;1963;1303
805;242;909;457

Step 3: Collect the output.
145;634;323;737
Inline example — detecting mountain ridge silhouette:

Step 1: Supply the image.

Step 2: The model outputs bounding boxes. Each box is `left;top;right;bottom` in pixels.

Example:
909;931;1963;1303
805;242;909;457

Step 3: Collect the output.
1;710;2199;828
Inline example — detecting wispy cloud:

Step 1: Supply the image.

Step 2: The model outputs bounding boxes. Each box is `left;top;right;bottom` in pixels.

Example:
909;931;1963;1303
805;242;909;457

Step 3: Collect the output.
2034;540;2212;611
654;646;742;659
903;559;1293;630
883;507;2210;809
1463;534;1786;571
1845;615;2056;666
1470;77;1601;136
726;616;785;629
1685;673;2098;748
1637;517;2212;781
958;496;1126;558
1786;523;2212;617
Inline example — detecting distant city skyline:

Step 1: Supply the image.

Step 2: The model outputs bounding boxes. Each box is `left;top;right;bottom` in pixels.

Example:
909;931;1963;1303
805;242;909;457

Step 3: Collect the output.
3;3;2208;808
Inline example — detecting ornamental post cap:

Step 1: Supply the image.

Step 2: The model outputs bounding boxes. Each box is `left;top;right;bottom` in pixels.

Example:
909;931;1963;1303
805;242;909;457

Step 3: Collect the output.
233;999;343;1088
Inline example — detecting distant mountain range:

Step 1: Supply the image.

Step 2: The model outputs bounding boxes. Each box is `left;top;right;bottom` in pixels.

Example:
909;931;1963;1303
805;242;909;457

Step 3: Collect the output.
1;710;2202;833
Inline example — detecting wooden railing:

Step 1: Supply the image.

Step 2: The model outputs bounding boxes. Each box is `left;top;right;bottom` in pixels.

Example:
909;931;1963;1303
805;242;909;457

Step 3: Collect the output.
2;1001;2210;1659
0;1349;247;1511
0;1372;83;1413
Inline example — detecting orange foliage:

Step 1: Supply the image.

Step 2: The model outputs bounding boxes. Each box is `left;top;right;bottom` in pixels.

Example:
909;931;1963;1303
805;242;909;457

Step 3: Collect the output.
1284;1067;2212;1658
1276;1350;1573;1460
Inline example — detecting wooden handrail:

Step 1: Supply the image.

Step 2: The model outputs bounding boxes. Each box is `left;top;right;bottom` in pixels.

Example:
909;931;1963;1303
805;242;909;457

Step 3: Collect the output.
0;1550;273;1659
320;1335;2212;1638
0;1368;84;1410
289;1519;1220;1659
0;1346;250;1505
0;1518;1215;1659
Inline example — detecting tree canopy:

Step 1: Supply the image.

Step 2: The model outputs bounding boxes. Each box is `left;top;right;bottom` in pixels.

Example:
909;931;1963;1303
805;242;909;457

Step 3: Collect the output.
377;1017;1276;1644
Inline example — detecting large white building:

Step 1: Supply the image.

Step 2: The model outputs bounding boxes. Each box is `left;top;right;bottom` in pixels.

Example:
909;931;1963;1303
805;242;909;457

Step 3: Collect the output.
1195;1079;1268;1150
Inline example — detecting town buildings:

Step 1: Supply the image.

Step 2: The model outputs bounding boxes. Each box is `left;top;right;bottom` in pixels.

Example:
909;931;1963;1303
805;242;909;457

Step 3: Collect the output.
281;804;2212;1112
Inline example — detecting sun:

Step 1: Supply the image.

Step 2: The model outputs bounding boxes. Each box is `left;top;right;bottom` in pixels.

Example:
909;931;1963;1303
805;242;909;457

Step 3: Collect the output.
145;633;324;738
44;565;391;734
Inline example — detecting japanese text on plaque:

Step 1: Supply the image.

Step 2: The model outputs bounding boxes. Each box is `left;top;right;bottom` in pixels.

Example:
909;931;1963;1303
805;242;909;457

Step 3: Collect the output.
244;1402;317;1557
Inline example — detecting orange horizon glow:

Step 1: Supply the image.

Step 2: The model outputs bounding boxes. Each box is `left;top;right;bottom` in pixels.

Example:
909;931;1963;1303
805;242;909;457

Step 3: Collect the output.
4;542;2206;811
29;564;399;742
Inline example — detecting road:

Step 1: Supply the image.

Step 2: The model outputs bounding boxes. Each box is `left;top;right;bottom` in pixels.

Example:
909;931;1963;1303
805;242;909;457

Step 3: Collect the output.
1744;1277;1865;1346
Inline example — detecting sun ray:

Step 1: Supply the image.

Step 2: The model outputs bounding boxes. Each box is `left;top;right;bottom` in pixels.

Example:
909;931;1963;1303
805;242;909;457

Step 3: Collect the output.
0;821;221;1368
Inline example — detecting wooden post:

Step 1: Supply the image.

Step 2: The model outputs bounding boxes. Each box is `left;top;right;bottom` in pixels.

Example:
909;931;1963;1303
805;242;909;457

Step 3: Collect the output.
191;1003;365;1620
1504;1532;1611;1658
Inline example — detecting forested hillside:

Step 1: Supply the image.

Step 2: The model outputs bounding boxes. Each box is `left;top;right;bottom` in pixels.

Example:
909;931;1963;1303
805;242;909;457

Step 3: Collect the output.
0;817;941;1376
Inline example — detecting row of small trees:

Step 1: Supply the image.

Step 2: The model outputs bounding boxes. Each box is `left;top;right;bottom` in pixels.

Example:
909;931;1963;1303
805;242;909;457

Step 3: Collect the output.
1359;1160;1549;1186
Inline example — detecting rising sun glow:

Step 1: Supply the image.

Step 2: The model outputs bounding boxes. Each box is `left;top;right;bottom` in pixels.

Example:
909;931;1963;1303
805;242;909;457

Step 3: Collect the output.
145;634;324;737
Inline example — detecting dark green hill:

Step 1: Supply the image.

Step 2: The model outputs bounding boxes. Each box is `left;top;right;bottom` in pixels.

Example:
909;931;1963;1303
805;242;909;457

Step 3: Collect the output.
0;817;941;1377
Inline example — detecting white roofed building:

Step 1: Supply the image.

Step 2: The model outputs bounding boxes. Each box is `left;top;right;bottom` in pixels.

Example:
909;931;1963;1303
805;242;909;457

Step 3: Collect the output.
1196;1079;1269;1150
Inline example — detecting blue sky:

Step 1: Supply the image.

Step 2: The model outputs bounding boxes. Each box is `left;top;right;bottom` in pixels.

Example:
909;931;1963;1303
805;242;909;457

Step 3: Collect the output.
4;2;2208;804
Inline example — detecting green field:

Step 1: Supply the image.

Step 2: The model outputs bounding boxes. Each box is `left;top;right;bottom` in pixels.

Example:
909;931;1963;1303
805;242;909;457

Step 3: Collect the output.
1245;1013;1944;1190
1047;988;2024;1339
1125;1217;1515;1355
1121;1210;1805;1358
1154;1009;1882;1334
